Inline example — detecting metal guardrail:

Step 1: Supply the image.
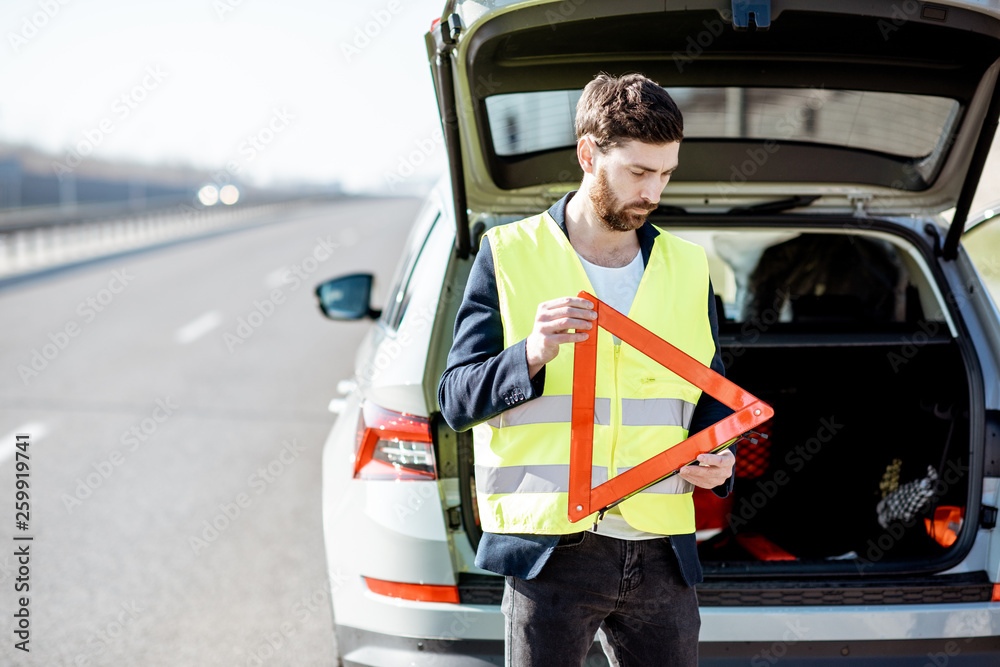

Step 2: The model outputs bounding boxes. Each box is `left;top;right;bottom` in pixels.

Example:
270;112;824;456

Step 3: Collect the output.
0;195;199;233
0;193;315;278
0;190;309;231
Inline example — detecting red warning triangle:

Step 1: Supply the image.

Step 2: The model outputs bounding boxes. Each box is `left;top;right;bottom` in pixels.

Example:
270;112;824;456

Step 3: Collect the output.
568;291;774;523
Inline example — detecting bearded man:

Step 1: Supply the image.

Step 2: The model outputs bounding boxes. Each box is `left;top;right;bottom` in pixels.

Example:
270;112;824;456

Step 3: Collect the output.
438;72;735;667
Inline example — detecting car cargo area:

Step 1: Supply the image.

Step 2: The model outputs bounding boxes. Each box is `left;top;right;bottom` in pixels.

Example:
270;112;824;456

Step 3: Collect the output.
697;339;971;571
685;227;975;574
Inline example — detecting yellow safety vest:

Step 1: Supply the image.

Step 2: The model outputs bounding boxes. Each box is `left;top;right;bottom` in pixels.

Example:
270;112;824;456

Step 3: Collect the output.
475;211;715;535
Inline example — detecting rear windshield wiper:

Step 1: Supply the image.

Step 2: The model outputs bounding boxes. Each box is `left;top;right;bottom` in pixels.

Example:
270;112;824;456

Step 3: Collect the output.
726;195;820;215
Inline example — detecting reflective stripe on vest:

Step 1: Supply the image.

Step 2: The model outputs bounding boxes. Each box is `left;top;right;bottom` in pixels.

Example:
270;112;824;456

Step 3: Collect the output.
486;394;695;429
476;463;692;495
476;464;608;495
487;395;612;428
475;211;715;536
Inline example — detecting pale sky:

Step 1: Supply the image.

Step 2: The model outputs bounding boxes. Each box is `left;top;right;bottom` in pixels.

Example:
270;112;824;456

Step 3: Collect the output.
2;1;998;211
0;0;448;193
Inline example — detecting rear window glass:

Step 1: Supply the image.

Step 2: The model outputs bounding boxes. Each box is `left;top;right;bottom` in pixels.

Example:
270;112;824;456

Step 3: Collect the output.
486;87;959;163
380;204;440;330
668;229;945;329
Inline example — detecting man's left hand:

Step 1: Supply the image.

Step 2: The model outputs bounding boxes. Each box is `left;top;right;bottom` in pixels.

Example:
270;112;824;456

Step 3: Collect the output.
678;448;735;489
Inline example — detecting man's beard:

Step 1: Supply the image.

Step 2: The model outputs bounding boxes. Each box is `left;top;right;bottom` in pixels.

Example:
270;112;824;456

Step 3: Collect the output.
589;167;657;232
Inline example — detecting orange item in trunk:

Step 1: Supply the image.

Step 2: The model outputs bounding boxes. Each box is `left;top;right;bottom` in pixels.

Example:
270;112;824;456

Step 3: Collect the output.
925;505;964;547
734;533;797;561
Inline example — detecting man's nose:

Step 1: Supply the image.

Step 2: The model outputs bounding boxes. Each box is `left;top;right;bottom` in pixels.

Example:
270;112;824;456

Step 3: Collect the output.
639;182;660;205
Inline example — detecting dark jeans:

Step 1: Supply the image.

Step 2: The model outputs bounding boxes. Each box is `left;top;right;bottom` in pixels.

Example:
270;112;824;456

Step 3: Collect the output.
501;531;700;667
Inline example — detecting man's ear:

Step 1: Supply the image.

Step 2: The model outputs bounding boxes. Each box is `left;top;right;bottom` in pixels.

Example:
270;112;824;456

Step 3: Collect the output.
577;135;597;175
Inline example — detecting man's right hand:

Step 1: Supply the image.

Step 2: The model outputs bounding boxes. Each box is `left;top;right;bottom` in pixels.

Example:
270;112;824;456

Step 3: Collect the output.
525;296;597;378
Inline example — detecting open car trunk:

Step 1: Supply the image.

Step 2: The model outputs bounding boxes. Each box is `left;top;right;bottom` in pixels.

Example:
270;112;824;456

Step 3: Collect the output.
426;0;1000;608
698;339;971;572
446;222;985;600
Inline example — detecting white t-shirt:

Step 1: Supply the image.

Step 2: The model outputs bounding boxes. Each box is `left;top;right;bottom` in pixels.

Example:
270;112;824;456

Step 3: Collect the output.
575;249;664;541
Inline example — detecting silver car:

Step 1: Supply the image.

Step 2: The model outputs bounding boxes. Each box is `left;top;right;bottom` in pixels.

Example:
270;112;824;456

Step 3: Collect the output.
316;1;1000;664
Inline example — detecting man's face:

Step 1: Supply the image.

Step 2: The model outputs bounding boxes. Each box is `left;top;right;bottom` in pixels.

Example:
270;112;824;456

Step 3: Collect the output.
587;138;680;232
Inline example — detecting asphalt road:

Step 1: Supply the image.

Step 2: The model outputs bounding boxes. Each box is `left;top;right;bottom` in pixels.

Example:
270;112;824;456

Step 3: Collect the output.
0;197;421;666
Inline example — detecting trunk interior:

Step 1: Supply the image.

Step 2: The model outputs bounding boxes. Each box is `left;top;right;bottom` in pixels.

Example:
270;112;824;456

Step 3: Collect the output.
698;338;971;572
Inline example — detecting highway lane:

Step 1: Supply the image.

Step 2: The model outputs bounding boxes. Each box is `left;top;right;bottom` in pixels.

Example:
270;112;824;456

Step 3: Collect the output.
0;196;421;666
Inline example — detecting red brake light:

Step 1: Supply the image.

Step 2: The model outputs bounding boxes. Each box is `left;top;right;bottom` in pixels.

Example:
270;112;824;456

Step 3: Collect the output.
354;402;436;480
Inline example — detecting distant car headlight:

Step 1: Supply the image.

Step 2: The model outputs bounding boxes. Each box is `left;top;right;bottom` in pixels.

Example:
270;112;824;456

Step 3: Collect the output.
219;184;240;205
197;185;219;206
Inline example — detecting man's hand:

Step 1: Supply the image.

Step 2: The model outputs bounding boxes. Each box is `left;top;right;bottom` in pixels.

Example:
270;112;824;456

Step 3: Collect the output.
526;296;597;378
678;448;735;490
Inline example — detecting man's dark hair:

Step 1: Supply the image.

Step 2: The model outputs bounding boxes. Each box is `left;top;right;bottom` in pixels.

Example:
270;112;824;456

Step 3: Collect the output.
574;73;684;149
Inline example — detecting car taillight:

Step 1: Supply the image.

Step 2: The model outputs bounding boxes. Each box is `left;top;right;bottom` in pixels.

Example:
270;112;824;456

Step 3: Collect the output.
354;402;436;480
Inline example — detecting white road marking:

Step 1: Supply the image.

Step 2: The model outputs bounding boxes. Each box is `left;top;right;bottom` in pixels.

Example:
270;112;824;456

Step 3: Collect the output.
264;269;288;290
0;422;48;467
175;311;224;344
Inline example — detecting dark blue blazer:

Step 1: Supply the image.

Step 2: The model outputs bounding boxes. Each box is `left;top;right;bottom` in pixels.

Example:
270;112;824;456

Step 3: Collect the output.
437;192;734;586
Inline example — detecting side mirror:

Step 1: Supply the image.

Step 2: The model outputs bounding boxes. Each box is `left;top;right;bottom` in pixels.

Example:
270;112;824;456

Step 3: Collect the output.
315;273;381;320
